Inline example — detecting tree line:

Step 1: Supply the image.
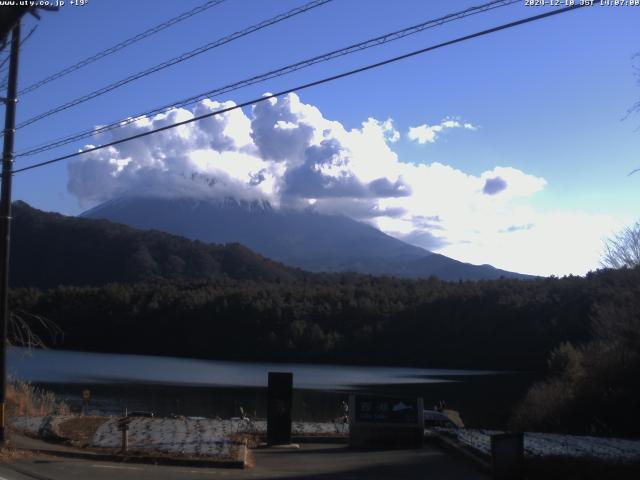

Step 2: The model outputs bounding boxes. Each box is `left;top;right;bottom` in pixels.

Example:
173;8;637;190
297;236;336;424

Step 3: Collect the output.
11;267;636;372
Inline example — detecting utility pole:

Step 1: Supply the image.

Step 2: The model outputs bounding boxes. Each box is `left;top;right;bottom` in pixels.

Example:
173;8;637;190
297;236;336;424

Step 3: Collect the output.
0;20;20;446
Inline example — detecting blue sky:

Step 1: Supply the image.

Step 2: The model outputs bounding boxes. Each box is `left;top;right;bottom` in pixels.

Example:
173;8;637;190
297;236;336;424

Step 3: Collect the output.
5;0;640;276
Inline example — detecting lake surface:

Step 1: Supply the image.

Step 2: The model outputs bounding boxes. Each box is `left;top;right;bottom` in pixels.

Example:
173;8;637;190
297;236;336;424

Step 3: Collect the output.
8;347;493;389
8;347;534;427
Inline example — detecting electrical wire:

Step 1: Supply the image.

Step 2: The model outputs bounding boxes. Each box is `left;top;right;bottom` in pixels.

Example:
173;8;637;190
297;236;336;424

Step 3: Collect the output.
0;25;38;91
10;4;589;176
16;0;519;158
17;0;229;96
15;0;334;129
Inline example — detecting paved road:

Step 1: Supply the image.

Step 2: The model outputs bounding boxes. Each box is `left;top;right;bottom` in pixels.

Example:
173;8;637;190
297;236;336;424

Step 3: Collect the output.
0;442;488;480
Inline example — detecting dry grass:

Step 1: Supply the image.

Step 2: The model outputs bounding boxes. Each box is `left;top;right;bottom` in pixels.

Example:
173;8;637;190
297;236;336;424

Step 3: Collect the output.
442;409;464;428
1;379;68;461
6;379;68;418
244;448;255;469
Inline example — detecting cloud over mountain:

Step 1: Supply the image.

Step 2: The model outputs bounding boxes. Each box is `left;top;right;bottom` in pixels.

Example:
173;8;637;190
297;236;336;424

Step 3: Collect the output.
67;93;621;276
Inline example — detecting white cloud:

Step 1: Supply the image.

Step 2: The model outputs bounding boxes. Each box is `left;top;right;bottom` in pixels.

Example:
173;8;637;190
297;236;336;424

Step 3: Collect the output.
380;119;400;143
68;94;620;276
437;209;625;277
407;118;477;144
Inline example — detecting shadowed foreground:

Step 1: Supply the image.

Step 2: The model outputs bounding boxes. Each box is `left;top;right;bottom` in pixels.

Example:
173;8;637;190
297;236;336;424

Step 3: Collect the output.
1;435;487;480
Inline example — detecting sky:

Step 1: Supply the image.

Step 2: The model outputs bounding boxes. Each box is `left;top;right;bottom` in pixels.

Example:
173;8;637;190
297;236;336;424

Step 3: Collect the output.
3;0;639;277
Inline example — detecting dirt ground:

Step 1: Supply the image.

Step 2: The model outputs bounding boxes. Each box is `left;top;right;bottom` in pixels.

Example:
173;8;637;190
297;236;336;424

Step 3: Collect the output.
52;416;110;447
0;446;52;463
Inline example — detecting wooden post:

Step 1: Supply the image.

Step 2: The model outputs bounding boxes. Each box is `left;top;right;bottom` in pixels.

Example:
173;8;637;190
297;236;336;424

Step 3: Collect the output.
121;425;128;453
118;415;130;453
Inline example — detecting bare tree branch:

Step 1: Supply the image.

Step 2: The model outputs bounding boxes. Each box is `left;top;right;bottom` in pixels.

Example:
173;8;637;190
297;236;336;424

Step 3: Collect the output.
8;309;63;350
601;221;640;269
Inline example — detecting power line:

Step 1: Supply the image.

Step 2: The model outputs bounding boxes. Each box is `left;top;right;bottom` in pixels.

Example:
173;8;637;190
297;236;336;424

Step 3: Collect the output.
10;4;589;177
18;0;229;96
0;25;37;91
0;54;10;74
15;0;334;130
16;0;519;158
19;24;38;46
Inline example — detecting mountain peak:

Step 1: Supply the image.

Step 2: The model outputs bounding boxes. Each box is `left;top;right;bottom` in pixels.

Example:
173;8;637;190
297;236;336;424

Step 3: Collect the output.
82;196;533;281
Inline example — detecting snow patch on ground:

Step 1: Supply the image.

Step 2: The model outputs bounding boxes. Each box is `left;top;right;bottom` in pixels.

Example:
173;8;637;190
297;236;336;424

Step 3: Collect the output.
11;415;69;439
92;417;236;457
263;420;347;435
12;415;47;436
444;428;640;461
12;415;346;458
92;417;344;455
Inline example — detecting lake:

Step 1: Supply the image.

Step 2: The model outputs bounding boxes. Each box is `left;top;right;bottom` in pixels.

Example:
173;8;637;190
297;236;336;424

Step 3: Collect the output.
8;347;536;428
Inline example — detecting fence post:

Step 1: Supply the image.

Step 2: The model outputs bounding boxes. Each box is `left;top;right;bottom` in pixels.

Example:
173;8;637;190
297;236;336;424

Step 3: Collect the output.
118;415;130;453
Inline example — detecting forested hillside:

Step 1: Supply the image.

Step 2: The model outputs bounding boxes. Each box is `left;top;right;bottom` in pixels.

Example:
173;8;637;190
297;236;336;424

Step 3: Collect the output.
11;201;303;288
13;268;637;372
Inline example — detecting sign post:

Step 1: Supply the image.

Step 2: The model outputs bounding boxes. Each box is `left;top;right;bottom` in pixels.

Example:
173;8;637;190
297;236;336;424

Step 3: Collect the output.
118;416;131;453
267;372;293;446
349;394;424;449
82;389;91;415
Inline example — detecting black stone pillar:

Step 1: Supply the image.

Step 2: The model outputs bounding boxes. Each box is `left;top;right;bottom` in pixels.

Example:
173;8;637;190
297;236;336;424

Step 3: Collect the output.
267;371;293;445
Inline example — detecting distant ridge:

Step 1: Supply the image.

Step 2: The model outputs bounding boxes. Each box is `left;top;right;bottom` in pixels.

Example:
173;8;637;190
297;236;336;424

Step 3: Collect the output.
82;196;534;281
11;201;302;288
